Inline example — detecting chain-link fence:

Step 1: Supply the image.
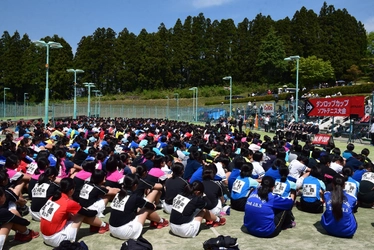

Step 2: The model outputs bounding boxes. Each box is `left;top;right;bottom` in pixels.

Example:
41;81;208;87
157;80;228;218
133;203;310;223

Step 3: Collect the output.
0;102;229;123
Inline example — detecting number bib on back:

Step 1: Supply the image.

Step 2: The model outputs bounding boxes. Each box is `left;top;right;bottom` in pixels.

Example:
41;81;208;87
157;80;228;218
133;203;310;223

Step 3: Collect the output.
273;181;287;196
79;184;94;200
344;182;357;196
32;183;50;198
40;200;60;222
172;194;190;214
26;162;38;175
110;194;129;211
302;184;317;197
362;172;374;184
232;179;245;193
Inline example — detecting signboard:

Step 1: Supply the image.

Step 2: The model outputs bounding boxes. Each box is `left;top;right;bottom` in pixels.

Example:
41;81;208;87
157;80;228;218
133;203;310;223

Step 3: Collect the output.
305;96;364;117
263;102;275;113
312;134;334;146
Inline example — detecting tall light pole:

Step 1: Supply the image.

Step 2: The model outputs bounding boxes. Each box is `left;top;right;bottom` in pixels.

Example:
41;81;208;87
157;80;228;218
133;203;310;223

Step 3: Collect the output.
83;83;95;117
24;93;28;117
223;76;232;118
33;40;63;125
3;87;10;118
284;55;300;122
98;94;102;117
174;93;179;120
92;90;100;117
166;96;169;119
189;87;196;121
67;69;84;119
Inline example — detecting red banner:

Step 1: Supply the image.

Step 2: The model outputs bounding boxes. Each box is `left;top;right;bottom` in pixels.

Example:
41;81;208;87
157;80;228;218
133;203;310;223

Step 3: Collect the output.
312;134;332;145
305;96;364;117
350;96;365;117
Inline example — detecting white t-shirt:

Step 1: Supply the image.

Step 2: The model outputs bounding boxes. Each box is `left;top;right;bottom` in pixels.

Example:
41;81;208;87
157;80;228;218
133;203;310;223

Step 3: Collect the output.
330;162;343;174
252;161;265;178
288;159;307;180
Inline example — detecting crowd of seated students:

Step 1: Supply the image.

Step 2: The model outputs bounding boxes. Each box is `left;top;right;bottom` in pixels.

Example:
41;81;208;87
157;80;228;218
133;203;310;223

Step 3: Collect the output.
0;117;372;248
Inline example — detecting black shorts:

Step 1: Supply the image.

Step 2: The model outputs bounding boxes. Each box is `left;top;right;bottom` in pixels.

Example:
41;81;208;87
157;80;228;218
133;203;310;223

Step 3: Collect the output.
298;198;323;213
231;197;247;212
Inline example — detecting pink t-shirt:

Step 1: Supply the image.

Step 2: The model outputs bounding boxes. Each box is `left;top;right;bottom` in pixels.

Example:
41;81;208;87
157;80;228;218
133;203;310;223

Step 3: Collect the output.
106;170;124;182
75;170;92;181
57;159;68;178
31;169;45;180
149;168;166;178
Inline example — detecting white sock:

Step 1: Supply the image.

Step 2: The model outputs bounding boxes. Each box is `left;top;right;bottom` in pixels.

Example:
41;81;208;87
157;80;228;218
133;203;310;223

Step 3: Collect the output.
215;217;220;223
159;218;164;223
21;229;30;235
100;222;106;227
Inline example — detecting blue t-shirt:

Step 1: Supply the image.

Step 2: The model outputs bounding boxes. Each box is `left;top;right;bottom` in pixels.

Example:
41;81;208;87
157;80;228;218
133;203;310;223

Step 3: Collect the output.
321;191;357;238
273;179;296;198
352;169;367;182
228;169;241;192
344;176;360;198
244;189;294;237
231;176;258;200
301;176;326;203
183;159;202;181
264;168;281;181
189;166;222;184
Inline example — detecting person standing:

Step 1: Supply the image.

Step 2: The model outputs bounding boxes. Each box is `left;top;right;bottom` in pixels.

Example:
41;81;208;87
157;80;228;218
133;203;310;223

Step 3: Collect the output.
264;115;270;132
238;116;243;133
370;119;374;146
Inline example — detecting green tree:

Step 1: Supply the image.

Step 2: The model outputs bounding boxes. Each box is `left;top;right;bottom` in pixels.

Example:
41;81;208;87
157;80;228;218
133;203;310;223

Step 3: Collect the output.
368;32;374;56
346;64;362;83
296;56;334;88
255;27;287;84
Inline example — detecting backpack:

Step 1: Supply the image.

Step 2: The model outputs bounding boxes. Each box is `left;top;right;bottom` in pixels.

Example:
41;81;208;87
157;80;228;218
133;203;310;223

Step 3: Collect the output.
203;235;239;250
121;236;153;250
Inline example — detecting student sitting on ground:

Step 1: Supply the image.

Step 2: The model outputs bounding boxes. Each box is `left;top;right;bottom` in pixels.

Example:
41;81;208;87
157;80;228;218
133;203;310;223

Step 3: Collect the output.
243;176;294;238
320;175;357;238
169;181;226;238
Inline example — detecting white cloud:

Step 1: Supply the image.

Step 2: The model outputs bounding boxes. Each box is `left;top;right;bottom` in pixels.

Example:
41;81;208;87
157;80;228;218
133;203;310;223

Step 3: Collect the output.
192;0;235;9
364;16;374;32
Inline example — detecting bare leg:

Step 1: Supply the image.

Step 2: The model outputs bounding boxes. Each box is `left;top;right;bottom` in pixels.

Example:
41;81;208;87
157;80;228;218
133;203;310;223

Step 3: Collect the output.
145;189;160;203
81;216;103;227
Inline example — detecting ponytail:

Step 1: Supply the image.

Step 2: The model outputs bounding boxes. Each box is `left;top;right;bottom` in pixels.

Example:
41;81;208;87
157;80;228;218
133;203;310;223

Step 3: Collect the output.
278;164;289;183
183;181;204;196
34;157;50;175
136;164;147;178
257;176;275;201
52;178;74;201
331;175;345;221
118;174;138;200
54;149;66;175
38;167;58;184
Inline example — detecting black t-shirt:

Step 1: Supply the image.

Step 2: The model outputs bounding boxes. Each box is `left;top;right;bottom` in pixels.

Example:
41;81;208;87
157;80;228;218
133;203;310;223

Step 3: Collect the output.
72;150;88;166
73;177;86;202
0;189;18;209
164;177;188;205
79;183;108;208
169;194;207;225
133;177;155;197
31;181;60;212
28;178;38;199
0;208;29;226
202;180;223;210
109;193;154;227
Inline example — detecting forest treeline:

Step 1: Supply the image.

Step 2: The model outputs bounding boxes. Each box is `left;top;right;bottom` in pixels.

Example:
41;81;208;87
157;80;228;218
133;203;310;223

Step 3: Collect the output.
0;2;373;102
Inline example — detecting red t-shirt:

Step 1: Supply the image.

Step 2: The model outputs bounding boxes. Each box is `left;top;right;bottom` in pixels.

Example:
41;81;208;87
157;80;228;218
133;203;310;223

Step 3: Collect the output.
40;193;81;236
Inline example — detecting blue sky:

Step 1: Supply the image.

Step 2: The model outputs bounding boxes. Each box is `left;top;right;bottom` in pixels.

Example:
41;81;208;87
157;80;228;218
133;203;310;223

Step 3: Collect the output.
1;0;373;53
